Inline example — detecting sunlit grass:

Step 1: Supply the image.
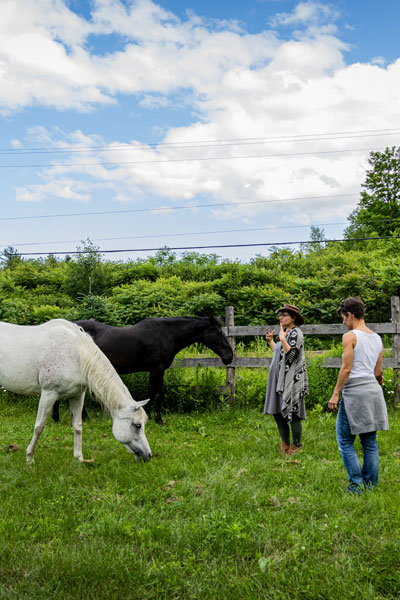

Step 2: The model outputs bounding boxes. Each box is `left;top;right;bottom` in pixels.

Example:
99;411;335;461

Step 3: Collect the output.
1;397;400;599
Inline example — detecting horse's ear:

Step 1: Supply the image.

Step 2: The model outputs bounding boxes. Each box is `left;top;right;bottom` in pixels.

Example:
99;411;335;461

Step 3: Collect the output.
209;316;223;326
134;399;150;410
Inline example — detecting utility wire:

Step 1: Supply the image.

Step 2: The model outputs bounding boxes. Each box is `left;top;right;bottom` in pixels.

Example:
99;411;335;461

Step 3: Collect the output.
0;193;359;222
14;235;400;256
5;216;400;249
1;131;399;155
0;146;396;169
2;127;400;154
5;221;349;248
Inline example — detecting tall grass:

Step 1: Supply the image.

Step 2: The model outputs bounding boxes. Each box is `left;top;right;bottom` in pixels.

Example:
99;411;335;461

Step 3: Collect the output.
1;396;400;599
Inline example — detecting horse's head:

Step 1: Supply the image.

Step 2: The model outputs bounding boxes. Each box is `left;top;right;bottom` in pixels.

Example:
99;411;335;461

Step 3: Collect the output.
112;399;152;462
198;316;233;365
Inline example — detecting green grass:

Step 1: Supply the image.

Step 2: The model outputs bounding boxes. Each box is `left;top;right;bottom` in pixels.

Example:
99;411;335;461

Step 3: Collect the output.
1;398;400;599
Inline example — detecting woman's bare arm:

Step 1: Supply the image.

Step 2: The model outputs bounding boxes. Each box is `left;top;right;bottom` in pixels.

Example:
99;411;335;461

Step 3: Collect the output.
328;332;355;412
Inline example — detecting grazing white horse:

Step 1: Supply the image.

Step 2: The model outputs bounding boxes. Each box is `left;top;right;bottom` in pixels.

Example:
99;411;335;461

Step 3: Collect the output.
0;319;151;463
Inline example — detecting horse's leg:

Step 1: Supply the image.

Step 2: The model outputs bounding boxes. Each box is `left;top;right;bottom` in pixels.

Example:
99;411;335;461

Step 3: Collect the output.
69;392;86;462
52;400;60;423
82;404;89;421
148;369;165;425
52;399;88;423
26;389;59;463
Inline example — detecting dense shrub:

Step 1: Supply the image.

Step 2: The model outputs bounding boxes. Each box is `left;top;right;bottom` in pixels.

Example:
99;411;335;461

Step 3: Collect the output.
1;240;400;325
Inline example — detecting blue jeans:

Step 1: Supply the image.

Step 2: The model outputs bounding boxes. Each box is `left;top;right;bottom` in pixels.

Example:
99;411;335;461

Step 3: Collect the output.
336;400;379;488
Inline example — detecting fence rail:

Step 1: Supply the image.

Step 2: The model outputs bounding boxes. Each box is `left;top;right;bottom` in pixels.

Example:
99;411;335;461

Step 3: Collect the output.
225;323;399;336
172;297;400;406
175;356;399;369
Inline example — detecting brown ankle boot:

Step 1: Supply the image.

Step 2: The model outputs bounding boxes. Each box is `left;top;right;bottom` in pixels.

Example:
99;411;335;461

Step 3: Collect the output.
287;443;304;455
280;441;290;454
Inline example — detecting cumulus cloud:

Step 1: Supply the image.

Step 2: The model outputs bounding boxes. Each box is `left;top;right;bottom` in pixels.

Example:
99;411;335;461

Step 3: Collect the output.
269;2;340;28
0;0;278;113
15;177;92;203
4;0;400;230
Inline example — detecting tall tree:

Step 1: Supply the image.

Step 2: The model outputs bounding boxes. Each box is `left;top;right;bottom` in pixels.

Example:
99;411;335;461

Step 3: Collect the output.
345;146;400;239
64;239;109;298
0;246;21;269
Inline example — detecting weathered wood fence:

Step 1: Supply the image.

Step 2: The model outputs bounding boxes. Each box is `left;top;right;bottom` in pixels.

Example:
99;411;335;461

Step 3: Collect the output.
173;296;400;406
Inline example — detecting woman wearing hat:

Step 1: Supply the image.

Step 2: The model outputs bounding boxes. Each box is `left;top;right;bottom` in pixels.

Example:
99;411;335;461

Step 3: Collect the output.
264;304;309;454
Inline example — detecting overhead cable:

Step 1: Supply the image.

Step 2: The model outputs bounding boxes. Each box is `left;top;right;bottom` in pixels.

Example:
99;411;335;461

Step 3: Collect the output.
1;127;399;154
0;193;359;222
6;215;400;248
5;221;349;248
0;146;395;169
14;235;400;256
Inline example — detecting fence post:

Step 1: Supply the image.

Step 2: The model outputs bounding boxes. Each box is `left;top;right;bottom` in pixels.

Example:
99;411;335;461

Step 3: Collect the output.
225;306;236;403
391;296;400;407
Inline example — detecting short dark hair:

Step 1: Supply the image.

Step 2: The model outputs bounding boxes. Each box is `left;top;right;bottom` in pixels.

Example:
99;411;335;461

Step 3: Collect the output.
337;297;365;319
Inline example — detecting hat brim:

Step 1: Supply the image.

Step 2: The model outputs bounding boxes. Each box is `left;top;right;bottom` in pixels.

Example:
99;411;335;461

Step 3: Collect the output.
275;307;304;326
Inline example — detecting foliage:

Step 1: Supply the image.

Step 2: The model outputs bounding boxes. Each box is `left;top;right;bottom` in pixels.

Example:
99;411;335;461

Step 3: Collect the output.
0;246;21;269
67;294;126;326
345;146;400;240
112;276;226;323
300;225;326;253
306;355;341;408
1;239;400;331
63;239;111;299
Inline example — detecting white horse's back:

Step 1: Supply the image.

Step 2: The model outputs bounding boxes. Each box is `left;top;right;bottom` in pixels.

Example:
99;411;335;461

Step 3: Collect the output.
0;319;83;397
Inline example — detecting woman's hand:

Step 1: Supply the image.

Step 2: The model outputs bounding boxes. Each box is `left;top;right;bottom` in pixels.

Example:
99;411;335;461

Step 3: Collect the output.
278;324;287;343
266;328;276;350
265;328;275;343
328;393;339;412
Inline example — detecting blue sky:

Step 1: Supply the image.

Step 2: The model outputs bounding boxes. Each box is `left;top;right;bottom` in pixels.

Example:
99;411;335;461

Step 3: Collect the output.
1;0;400;263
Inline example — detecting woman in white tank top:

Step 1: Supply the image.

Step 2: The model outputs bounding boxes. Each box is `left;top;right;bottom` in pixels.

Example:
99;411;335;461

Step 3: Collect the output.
328;297;388;494
348;329;384;380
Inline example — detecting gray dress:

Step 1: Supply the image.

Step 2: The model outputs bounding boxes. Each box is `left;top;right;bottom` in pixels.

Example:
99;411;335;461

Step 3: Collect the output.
264;341;282;414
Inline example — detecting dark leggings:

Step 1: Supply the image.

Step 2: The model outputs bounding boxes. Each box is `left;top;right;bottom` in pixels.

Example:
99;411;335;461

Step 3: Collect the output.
273;413;302;447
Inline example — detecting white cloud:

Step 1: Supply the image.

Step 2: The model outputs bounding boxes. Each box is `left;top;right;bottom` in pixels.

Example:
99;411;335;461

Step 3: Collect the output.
0;0;278;113
371;56;386;67
15;178;92;203
4;0;400;231
269;2;340;28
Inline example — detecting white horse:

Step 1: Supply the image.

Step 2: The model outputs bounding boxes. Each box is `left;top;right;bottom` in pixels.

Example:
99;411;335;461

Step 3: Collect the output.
0;319;151;463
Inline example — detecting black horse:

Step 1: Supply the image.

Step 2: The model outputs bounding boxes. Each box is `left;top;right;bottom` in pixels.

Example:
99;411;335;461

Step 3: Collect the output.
52;316;233;424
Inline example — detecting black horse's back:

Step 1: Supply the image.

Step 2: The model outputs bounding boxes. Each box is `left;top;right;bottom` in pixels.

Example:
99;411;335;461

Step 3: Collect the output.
52;315;233;424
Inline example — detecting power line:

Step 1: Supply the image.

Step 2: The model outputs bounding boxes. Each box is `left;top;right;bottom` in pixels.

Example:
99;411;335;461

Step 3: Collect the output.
0;146;395;169
14;235;400;256
0;193;359;222
6;215;400;249
2;127;399;154
6;221;349;248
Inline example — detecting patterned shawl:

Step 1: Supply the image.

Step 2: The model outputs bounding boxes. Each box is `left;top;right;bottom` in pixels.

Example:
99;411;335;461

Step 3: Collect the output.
276;327;309;422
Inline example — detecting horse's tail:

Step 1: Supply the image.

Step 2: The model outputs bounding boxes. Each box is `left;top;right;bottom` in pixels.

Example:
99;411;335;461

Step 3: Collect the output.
74;324;131;413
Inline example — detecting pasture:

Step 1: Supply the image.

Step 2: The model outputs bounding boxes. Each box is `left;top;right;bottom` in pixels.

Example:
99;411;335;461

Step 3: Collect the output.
1;391;400;599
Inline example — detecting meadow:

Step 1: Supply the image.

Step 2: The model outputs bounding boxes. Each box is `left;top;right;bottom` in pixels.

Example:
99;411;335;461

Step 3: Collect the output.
1;383;399;600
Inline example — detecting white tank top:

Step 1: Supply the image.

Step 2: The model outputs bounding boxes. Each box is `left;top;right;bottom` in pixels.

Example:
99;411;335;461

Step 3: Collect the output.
348;330;383;380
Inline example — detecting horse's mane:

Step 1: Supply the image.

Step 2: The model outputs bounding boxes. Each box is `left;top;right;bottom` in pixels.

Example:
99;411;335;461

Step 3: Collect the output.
74;324;131;412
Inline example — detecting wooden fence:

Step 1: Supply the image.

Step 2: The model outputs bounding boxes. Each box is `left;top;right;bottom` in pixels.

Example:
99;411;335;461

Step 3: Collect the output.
173;296;400;406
